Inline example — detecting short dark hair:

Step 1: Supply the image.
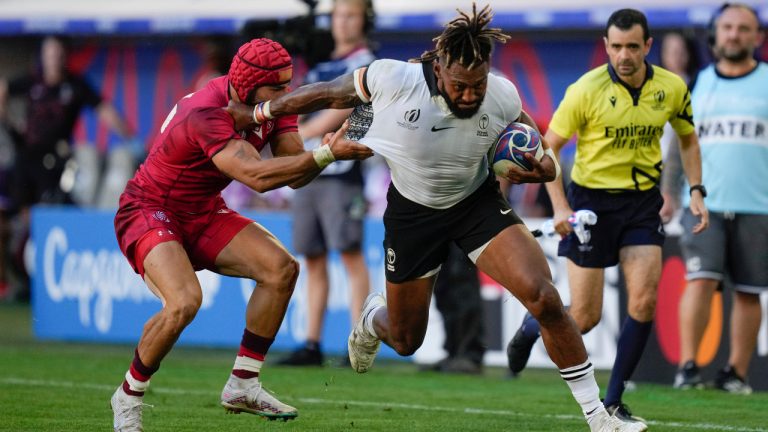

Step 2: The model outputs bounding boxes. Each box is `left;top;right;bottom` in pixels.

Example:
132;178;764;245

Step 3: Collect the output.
413;3;509;70
606;9;650;41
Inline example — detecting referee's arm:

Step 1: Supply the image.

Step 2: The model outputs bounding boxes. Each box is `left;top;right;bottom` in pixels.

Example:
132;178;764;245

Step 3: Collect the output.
677;131;709;234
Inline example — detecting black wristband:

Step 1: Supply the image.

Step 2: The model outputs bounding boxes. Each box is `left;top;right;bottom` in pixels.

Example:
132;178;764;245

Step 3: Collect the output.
689;184;707;198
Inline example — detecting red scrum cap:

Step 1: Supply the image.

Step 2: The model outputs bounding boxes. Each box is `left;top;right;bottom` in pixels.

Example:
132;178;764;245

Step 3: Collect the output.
228;38;293;102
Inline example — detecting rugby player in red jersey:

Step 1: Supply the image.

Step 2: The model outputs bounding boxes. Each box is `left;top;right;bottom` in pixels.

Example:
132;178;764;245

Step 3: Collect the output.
109;38;373;430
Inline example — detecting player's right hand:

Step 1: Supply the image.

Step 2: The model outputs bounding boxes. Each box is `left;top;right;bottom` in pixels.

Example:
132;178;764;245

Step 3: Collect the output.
224;100;258;130
323;120;374;161
552;206;575;237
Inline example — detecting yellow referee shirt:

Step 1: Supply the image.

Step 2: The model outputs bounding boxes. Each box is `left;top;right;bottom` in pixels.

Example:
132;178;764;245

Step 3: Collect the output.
549;62;694;191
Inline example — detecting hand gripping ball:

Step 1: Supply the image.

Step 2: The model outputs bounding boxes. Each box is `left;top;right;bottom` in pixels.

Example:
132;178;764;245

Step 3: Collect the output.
491;122;544;174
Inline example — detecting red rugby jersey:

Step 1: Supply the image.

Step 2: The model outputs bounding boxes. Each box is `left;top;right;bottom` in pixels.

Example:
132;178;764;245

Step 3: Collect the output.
123;76;298;213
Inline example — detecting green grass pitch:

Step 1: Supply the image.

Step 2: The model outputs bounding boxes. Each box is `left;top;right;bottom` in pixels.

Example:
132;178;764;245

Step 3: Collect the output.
1;303;766;431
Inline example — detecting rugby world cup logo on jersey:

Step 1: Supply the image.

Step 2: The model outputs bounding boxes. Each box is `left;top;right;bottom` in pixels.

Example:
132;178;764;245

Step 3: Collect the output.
397;109;420;130
477;114;489;137
652;90;666;111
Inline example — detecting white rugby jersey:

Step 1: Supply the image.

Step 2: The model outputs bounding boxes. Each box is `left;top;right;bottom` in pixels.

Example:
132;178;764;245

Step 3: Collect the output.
353;59;522;209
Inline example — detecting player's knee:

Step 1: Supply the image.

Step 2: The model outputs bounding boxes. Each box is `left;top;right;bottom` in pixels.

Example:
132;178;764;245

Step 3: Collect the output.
390;339;421;357
628;292;656;321
572;311;601;334
261;254;300;293
163;295;202;330
387;325;424;356
526;284;566;326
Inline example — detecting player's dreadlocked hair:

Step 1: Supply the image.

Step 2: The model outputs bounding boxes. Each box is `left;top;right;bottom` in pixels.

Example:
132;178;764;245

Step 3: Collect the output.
413;3;510;70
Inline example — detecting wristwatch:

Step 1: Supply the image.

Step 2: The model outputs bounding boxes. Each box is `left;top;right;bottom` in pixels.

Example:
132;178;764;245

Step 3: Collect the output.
689;184;707;198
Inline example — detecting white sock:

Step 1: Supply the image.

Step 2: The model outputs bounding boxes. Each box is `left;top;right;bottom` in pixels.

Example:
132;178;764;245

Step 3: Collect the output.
363;304;382;338
125;371;150;393
231;355;262;387
560;360;604;421
233;355;263;374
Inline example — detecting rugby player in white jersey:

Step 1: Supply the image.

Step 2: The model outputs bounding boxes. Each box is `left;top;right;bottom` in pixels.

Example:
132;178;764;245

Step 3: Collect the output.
230;4;645;431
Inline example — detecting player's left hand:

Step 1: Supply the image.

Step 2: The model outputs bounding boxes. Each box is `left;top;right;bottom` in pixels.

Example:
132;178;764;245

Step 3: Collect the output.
502;153;556;184
324;120;374;161
659;191;677;223
688;193;709;234
225;100;258;130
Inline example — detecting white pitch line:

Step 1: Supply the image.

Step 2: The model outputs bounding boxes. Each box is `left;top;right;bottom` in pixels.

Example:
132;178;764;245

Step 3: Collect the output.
1;377;765;432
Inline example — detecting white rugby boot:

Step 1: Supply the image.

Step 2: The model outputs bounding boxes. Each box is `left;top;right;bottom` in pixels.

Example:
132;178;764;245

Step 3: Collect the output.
588;408;648;432
348;292;386;373
111;386;147;432
220;377;298;421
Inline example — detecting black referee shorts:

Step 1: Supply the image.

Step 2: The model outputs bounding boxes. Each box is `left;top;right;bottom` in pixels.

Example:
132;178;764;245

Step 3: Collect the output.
383;175;522;283
558;182;665;268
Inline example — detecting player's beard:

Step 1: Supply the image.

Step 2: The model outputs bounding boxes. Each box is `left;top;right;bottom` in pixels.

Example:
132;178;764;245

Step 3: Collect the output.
438;84;484;119
716;44;752;63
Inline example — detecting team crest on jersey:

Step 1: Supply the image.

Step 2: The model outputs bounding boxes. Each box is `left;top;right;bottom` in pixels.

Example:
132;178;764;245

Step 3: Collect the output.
252;124;263;139
397;109;420;130
153;211;170;222
386;248;396;272
476;113;489;137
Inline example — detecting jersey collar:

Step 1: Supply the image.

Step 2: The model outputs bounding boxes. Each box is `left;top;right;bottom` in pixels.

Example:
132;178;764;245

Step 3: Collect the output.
607;60;654;87
608;61;654;106
422;60;455;115
422;61;440;96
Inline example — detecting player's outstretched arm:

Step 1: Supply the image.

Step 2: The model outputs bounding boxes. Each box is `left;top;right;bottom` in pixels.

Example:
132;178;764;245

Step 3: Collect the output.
212;121;373;192
272;73;362;115
225;73;362;129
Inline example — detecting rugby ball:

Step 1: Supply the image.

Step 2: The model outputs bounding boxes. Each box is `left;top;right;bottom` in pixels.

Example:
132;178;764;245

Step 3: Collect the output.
491;122;544;174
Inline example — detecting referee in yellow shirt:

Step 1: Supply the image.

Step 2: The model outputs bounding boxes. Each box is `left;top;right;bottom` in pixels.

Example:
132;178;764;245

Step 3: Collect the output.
507;9;709;426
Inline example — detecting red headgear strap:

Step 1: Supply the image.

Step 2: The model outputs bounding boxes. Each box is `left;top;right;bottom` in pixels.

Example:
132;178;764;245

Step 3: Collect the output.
228;38;292;102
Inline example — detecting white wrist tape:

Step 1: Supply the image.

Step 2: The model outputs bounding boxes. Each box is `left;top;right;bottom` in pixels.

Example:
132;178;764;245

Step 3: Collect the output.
252;101;273;124
252;105;259;124
312;144;336;168
545;148;561;180
261;100;272;120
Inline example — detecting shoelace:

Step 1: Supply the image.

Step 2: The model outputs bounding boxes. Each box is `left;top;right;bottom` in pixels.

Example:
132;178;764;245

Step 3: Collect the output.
115;402;153;429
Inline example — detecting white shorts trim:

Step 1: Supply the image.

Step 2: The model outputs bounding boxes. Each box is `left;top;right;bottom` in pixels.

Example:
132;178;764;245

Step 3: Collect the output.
686;271;724;282
468;240;492;264
417;264;442;279
732;283;768;294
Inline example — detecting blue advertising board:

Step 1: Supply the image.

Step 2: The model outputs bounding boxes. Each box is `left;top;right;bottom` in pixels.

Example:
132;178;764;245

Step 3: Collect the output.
30;206;393;357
